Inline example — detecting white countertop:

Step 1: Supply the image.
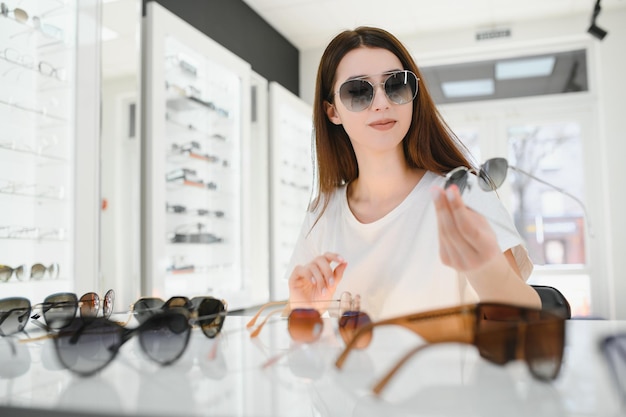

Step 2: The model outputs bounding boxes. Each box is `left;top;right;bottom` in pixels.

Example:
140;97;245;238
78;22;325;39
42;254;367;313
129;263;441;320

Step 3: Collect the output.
0;316;625;417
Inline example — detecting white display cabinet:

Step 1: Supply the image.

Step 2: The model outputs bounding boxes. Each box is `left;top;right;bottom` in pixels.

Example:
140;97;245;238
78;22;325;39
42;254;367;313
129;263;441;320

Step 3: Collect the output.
0;0;100;301
142;3;269;310
268;82;314;300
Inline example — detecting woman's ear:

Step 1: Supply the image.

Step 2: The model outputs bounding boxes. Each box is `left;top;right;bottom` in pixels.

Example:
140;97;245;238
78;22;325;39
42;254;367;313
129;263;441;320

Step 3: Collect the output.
324;101;342;125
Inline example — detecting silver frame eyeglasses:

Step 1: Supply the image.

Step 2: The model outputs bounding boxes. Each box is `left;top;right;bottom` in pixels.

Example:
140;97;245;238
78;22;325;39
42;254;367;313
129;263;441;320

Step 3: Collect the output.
334;70;419;112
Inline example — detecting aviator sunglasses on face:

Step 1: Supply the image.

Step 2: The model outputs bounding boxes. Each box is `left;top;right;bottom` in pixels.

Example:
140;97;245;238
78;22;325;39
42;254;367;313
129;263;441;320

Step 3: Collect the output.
247;292;372;345
334;302;565;395
334;70;419;112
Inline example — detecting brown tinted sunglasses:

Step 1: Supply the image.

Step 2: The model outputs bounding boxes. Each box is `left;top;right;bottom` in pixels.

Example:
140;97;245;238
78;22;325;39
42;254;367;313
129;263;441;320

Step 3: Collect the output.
334;302;566;395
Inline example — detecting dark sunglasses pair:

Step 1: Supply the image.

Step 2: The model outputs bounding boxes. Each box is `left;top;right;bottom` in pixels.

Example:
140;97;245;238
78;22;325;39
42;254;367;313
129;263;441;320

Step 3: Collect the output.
335;303;565;395
334;70;419;112
53;309;221;376
30;290;115;331
0;291;115;336
126;295;227;339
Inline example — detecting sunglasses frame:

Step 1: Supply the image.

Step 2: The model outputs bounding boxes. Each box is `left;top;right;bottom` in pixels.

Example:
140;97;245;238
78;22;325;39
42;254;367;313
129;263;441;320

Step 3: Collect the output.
334;70;419;112
122;295;228;339
444;157;593;237
0;297;31;336
51;307;229;377
0;264;25;282
247;293;371;345
53;310;192;377
335;302;565;394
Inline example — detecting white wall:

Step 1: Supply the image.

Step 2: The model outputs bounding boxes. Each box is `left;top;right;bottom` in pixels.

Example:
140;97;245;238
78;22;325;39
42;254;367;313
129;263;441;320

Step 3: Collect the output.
299;8;626;319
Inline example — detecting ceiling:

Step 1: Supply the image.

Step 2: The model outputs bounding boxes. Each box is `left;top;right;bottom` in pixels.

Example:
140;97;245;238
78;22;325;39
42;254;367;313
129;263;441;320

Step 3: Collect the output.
102;0;624;101
241;0;625;51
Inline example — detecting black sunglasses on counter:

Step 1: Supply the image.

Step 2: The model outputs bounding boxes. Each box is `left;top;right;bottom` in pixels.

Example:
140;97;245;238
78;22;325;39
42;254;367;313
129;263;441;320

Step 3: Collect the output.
121;295;227;339
53;308;227;376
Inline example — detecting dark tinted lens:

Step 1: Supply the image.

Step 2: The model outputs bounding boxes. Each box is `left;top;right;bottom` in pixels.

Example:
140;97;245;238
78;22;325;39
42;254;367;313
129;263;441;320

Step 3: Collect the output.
163;296;192;311
0;297;31;335
339;79;374;112
196;298;226;338
445;167;470;194
475;304;525;365
79;292;100;318
30;263;46;280
384;71;418;105
288;309;323;343
524;318;564;380
138;313;190;365
338;311;372;348
103;289;115;318
479;158;509;191
133;298;164;323
54;318;122;376
43;293;78;329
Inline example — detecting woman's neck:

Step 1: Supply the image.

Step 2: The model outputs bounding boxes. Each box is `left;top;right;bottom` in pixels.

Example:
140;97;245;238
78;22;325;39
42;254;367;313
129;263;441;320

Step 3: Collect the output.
347;156;424;223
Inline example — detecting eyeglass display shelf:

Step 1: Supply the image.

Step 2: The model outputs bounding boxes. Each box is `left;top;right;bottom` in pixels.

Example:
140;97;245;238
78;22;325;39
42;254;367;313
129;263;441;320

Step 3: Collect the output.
142;2;268;310
0;0;88;305
0;318;624;417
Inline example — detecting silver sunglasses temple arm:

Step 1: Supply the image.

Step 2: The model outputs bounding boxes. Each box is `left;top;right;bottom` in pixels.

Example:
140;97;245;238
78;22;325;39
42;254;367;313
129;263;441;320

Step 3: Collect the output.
508;165;594;238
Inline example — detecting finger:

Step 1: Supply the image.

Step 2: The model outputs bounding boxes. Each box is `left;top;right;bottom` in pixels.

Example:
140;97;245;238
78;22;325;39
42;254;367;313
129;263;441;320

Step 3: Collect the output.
432;185;476;269
332;261;348;288
308;263;327;294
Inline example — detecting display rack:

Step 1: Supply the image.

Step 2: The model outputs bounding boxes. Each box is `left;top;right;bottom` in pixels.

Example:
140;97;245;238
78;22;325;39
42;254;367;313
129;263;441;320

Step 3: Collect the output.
0;0;79;300
143;3;268;310
268;82;314;300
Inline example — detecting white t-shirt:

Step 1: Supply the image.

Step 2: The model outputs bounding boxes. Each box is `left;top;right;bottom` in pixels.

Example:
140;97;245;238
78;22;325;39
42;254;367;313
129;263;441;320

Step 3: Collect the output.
284;171;533;320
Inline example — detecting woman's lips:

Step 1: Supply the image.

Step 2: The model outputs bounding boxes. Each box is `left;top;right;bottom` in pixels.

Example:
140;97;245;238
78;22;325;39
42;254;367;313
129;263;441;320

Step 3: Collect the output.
368;119;396;130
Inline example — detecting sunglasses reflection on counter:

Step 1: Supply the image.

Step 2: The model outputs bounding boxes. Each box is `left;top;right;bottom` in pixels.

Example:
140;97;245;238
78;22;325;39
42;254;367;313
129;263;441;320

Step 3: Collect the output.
334;302;566;395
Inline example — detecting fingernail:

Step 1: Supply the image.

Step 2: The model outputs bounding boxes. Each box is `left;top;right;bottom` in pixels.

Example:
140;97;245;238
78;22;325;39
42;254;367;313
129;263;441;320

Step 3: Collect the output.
329;278;335;286
321;288;327;295
311;277;316;285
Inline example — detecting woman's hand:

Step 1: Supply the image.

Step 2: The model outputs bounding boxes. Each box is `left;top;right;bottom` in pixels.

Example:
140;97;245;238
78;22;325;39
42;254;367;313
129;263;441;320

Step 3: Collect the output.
430;184;501;272
431;184;540;308
288;252;347;312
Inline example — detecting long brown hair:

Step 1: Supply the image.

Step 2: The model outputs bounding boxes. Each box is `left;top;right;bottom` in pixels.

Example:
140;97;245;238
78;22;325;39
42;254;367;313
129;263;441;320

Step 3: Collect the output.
311;26;474;219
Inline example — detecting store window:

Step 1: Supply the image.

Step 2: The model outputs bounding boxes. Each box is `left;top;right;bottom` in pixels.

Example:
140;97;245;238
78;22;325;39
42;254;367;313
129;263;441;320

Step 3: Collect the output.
505;120;592;317
506;121;587;266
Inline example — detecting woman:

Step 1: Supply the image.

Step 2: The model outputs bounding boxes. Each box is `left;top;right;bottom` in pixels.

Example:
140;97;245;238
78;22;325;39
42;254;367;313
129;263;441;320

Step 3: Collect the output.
286;27;540;320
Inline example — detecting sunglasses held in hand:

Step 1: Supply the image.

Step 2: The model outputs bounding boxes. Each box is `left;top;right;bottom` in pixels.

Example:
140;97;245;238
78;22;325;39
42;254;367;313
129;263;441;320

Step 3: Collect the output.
335;302;566;395
333;70;419;112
